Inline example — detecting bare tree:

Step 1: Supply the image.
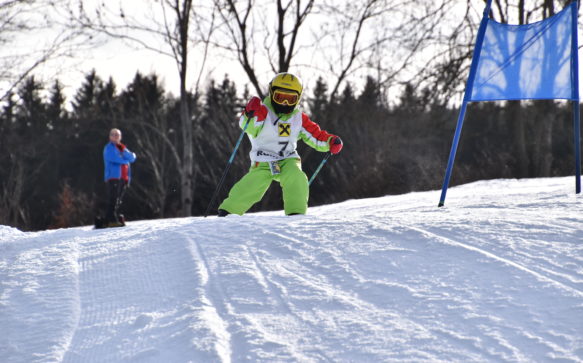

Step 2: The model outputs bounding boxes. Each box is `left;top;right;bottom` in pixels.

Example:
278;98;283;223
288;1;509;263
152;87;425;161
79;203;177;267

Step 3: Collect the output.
215;0;469;104
0;157;27;227
316;0;409;100
0;0;95;102
72;0;217;216
215;0;315;98
216;0;399;100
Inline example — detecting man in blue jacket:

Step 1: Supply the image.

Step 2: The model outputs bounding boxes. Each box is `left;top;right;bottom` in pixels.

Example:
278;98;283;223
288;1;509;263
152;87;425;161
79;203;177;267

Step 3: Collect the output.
103;128;136;227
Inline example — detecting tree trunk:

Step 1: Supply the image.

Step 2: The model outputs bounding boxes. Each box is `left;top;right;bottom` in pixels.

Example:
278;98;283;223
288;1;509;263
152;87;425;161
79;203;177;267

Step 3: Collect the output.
539;120;553;176
535;103;554;177
509;102;529;177
180;81;193;216
179;0;193;217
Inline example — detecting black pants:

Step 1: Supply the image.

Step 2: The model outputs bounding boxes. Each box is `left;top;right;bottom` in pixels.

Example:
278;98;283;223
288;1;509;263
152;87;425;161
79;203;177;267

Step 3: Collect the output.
106;179;127;223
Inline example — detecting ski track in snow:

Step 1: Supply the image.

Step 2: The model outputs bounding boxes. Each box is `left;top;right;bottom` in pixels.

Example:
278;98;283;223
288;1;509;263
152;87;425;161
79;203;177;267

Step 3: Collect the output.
1;177;582;362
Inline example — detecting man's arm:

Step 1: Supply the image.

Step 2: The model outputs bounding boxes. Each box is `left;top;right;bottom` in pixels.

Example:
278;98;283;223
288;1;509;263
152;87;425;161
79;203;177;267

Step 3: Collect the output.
104;145;130;164
122;148;137;163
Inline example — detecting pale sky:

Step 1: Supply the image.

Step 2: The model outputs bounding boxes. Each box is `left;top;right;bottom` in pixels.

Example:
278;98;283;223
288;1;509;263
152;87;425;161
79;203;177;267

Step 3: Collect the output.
3;0;583;107
18;0;375;104
1;0;461;105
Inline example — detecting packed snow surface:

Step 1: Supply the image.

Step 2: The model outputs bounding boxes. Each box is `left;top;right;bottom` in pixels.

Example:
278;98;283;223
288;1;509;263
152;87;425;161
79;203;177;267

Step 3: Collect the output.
1;177;582;363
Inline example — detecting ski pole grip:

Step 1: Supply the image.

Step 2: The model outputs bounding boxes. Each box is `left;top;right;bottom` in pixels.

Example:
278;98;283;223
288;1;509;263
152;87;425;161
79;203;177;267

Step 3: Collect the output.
244;109;255;119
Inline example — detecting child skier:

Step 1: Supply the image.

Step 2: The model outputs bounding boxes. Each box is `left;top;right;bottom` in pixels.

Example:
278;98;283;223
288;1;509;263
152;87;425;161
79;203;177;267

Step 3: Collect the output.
218;72;343;216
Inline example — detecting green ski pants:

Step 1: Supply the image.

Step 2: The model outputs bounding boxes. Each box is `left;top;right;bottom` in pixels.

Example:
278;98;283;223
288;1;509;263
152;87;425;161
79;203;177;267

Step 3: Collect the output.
219;158;309;215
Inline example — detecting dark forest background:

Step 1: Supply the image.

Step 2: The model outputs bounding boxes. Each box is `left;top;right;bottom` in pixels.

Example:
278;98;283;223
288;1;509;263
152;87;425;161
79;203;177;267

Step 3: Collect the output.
0;70;578;231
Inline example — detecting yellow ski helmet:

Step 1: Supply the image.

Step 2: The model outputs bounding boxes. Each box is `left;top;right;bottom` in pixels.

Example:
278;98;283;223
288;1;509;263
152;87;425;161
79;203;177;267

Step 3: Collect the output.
269;73;303;107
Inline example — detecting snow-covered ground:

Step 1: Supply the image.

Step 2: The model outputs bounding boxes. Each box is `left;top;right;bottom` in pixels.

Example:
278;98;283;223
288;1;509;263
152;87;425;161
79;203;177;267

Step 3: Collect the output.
1;177;582;363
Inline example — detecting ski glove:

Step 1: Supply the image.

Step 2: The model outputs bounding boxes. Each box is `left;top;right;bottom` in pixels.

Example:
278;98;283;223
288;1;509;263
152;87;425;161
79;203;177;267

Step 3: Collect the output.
245;97;268;121
329;136;343;154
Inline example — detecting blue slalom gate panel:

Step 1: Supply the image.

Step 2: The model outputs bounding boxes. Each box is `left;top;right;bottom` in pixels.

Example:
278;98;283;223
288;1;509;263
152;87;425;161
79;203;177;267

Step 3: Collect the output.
470;3;577;102
438;0;580;207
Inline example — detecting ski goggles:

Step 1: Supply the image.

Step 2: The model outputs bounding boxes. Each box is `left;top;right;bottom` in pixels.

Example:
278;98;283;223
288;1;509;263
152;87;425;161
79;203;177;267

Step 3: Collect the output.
272;89;300;106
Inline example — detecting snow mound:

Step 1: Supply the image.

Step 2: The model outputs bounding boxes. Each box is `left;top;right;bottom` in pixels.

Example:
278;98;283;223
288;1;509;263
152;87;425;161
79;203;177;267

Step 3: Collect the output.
1;177;582;362
0;225;26;241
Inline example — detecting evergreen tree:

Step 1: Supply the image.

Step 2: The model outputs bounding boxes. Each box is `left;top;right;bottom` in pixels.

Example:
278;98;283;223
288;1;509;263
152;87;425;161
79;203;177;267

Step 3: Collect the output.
195;75;243;214
47;80;67;132
308;77;328;122
16;77;46;134
0;92;16;134
73;70;102;116
340;83;355;105
67;70;115;219
399;83;424;114
119;72;172;218
0;92;18;227
0;69;577;230
12;77;56;228
98;77;118;122
357;76;381;108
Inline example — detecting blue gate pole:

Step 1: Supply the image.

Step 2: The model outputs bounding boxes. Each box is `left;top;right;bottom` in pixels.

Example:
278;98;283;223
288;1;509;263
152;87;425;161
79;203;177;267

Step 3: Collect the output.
571;1;581;194
438;0;494;207
574;102;581;193
438;102;470;207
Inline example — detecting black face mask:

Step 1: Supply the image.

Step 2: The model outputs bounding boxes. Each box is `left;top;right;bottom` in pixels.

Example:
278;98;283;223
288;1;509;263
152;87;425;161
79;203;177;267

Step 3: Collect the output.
272;102;295;114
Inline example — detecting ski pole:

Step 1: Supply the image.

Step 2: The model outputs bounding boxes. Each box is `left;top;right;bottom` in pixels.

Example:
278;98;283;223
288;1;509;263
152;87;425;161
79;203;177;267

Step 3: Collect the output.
308;153;332;186
204;113;253;217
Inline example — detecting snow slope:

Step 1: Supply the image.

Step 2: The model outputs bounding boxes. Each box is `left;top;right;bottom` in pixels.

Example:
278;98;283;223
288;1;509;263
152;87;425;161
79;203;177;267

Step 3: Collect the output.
1;177;582;363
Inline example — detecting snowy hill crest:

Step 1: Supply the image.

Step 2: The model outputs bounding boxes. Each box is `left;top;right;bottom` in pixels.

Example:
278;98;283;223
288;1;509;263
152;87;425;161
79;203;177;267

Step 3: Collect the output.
1;177;582;362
